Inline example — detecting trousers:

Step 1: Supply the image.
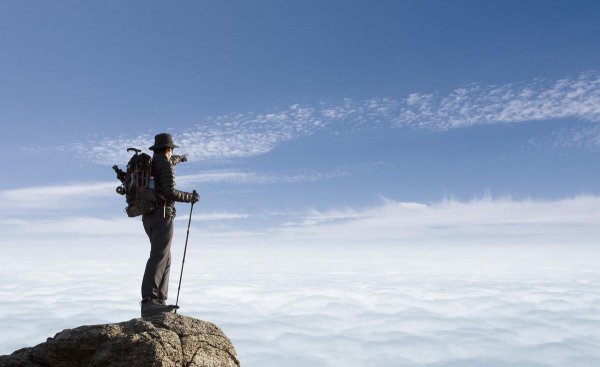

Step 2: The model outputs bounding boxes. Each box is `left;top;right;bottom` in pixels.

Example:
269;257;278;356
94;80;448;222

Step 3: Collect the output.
141;209;174;301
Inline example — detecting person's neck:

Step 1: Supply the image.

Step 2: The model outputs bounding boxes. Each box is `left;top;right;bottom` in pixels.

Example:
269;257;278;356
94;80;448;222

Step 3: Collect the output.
154;151;172;160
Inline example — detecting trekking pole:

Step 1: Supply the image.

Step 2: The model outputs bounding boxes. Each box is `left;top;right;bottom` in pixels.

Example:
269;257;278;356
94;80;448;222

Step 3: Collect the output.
174;199;195;313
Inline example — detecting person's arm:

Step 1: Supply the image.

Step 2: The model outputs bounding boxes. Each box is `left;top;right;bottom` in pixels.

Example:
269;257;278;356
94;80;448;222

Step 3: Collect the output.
170;154;188;166
154;155;195;203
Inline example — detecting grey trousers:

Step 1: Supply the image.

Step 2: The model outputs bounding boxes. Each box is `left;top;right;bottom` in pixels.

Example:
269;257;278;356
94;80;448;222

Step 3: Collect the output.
141;209;174;301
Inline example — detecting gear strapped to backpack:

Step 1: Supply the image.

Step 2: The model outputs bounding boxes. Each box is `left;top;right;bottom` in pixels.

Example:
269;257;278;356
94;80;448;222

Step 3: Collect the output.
113;148;157;217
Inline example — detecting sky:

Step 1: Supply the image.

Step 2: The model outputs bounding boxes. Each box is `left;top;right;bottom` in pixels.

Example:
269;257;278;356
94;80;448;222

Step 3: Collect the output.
1;0;600;239
1;1;600;366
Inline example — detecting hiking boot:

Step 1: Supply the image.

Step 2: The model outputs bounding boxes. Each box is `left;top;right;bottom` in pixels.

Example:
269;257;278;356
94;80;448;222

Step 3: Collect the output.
140;299;179;318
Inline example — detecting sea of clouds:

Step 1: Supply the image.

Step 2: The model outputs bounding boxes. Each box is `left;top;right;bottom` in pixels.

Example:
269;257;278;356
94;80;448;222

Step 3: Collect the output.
1;240;598;367
5;69;600;366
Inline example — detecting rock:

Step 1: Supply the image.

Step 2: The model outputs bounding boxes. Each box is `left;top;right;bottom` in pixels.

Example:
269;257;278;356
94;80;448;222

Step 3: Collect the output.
0;313;240;367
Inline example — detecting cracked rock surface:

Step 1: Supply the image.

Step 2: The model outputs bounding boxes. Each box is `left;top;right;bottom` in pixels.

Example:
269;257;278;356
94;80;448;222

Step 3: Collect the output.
0;313;240;367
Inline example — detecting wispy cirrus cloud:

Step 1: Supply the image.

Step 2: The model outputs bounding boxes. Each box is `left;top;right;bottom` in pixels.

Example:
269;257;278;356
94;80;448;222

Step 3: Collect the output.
0;168;346;211
70;104;327;165
544;124;600;150
396;71;600;130
175;212;249;222
0;181;116;210
178;167;347;185
62;71;600;164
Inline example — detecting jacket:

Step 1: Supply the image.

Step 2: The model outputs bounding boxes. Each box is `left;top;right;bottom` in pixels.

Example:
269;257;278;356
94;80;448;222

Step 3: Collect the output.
151;153;194;217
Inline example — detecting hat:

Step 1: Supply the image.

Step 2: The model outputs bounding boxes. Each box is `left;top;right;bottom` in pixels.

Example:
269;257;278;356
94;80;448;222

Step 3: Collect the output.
149;133;179;151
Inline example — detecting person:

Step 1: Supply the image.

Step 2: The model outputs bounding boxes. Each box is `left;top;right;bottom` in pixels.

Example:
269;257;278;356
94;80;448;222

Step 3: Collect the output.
140;133;199;317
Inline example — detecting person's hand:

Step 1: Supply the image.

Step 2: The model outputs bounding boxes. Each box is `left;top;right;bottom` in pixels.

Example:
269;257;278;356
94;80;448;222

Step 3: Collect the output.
180;154;188;163
191;190;200;204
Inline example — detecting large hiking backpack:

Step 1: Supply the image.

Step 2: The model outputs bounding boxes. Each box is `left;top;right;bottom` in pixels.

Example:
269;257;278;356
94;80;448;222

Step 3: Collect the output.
112;148;157;217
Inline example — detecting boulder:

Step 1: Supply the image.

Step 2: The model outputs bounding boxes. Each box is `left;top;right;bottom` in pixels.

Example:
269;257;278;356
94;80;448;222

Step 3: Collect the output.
0;313;240;367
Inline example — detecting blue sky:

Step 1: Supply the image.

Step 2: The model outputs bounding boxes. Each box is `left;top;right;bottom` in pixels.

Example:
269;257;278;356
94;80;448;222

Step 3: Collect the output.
0;0;600;235
1;0;600;236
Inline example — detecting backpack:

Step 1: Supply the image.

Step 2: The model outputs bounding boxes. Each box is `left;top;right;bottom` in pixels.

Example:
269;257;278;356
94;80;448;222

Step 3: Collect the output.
113;148;157;217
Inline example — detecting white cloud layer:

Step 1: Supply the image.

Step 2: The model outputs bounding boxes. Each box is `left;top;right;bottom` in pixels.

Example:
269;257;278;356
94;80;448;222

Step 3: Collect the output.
0;212;249;237
264;195;600;247
3;195;600;247
60;72;600;164
1;190;599;367
0;243;598;367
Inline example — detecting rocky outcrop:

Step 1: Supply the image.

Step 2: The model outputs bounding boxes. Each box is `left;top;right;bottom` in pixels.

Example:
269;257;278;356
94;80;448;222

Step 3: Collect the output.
0;313;240;367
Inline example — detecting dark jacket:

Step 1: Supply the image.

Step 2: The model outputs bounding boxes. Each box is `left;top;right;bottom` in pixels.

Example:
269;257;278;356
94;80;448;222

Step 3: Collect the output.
151;153;194;217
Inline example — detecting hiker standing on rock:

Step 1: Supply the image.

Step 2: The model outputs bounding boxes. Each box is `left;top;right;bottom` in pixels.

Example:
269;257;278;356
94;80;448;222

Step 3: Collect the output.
141;133;199;317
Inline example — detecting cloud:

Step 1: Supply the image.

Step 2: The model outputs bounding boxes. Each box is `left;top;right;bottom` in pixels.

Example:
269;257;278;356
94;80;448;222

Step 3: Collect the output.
271;195;600;246
56;71;600;164
0;168;346;211
2;192;599;366
0;211;251;237
175;212;249;221
0;242;598;367
4;195;600;247
396;72;600;130
178;168;348;185
0;181;116;210
300;195;600;227
69;104;327;165
544;124;600;150
0;217;139;236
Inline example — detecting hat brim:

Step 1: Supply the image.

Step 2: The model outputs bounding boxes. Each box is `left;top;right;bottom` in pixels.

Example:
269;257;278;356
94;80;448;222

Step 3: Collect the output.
149;143;179;150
